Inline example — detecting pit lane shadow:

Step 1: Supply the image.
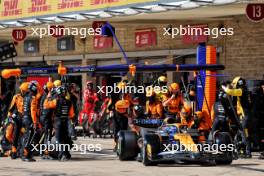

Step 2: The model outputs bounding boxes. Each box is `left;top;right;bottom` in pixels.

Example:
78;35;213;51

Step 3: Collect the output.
157;162;262;170
0;167;84;176
68;148;117;161
229;163;264;173
69;156;117;162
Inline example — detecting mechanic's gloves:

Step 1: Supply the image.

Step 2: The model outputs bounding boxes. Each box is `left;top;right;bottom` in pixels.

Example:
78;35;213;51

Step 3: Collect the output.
221;85;228;92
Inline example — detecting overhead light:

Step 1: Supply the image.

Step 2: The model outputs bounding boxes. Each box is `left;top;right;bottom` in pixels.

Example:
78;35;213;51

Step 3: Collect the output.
2;21;25;27
54;17;65;23
0;24;7;29
99;12;112;18
17;20;32;26
213;0;236;5
15;22;26;27
158;1;190;9
57;16;76;21
158;3;181;9
72;14;87;20
31;19;42;24
181;1;200;9
151;5;167;12
191;0;213;3
80;13;99;18
124;8;139;15
104;10;125;16
37;18;56;23
130;7;152;13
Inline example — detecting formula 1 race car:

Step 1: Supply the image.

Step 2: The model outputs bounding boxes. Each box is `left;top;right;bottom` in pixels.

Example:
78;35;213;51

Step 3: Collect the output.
117;118;235;166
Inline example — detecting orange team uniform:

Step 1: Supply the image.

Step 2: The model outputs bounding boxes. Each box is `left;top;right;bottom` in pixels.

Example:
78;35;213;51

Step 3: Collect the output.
146;101;163;119
30;96;38;126
9;94;24;116
162;94;183;114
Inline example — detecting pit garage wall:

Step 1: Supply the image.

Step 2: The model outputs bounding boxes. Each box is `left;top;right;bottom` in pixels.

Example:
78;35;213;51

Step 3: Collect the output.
221;17;264;80
1;15;264;80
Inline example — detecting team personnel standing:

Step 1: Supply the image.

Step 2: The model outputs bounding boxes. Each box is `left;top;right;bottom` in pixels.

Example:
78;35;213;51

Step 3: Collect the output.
83;81;98;105
222;77;252;158
81;81;99;123
154;76;168;102
8;82;29;159
162;83;183;122
68;83;80;140
44;86;75;161
252;81;264;159
0;82;14;125
39;82;54;159
211;90;230;134
145;88;163;119
22;81;38;162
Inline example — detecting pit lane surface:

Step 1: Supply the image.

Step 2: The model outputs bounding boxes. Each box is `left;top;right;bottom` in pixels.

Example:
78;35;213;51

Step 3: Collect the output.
0;137;263;176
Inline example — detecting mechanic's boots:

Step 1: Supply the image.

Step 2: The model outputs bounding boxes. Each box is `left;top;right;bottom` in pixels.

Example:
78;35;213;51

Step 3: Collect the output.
233;151;239;160
59;154;69;161
242;146;252;158
72;136;77;141
244;152;252;159
22;149;36;162
259;153;264;159
10;147;17;159
66;152;71;160
22;156;36;162
10;152;17;159
239;150;252;158
136;153;142;162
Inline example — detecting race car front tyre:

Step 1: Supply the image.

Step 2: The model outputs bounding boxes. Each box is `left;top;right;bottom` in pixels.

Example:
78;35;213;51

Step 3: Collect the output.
142;134;160;166
215;152;233;165
214;132;233;165
117;130;139;160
